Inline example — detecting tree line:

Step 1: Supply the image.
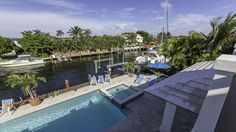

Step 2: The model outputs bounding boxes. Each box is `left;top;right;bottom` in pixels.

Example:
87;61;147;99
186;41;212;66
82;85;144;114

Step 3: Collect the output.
0;27;155;57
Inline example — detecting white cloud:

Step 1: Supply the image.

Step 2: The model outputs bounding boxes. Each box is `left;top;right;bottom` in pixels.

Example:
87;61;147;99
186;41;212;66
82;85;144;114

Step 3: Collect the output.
27;0;85;10
170;13;213;35
116;7;136;19
156;16;164;20
0;10;136;37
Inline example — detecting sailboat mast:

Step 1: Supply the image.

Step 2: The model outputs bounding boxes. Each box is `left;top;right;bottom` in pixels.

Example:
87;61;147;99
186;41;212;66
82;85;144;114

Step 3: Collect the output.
165;0;169;34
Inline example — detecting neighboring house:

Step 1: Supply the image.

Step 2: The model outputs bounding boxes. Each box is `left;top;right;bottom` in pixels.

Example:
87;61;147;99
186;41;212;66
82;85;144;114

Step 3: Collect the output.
145;54;236;132
121;33;144;46
136;34;143;43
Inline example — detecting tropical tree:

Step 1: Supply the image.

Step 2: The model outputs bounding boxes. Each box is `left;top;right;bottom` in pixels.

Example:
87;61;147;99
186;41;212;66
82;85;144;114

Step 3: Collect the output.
158;12;236;72
5;73;46;99
82;29;92;51
124;62;140;76
0;36;17;55
19;30;55;57
68;26;83;38
56;30;64;38
126;32;137;46
207;12;236;58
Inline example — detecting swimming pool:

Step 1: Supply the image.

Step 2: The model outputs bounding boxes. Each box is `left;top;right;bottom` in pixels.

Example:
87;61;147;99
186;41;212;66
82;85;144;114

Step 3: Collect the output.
0;91;127;132
107;84;138;100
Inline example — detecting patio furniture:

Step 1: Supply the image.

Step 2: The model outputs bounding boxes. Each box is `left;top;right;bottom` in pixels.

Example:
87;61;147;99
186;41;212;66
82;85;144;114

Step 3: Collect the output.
90;76;97;86
105;74;111;82
134;74;145;85
98;75;105;83
147;75;158;87
0;99;16;116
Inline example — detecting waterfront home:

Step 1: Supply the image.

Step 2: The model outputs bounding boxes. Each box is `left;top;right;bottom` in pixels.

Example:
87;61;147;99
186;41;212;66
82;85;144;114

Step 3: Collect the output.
1;54;236;132
109;54;236;132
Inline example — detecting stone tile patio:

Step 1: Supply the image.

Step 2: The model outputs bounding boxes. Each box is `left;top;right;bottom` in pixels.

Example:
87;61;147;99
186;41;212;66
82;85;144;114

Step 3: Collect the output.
107;93;165;132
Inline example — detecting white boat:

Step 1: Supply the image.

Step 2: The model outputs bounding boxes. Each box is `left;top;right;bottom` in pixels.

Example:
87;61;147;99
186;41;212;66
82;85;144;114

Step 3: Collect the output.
135;50;166;64
0;55;45;67
58;56;72;62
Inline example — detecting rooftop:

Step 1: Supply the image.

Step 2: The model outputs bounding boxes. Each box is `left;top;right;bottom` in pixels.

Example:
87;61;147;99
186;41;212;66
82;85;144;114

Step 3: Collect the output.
146;61;215;113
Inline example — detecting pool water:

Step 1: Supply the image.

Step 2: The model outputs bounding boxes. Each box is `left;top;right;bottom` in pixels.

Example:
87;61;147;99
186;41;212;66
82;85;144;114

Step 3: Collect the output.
0;91;127;132
107;84;138;100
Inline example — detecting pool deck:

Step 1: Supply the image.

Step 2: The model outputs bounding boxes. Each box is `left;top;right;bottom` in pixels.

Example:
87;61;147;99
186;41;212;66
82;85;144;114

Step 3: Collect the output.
0;75;137;124
107;93;165;132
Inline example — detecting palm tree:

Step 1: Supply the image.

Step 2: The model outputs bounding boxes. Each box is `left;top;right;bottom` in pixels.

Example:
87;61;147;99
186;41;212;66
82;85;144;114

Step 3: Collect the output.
127;33;137;46
124;62;140;76
82;29;92;51
67;26;83;38
33;29;42;34
56;30;64;38
207;12;236;57
5;73;46;100
84;29;92;37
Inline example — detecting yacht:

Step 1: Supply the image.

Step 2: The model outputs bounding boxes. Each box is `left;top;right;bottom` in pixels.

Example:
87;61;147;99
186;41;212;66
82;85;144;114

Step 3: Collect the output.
135;50;165;64
0;55;45;67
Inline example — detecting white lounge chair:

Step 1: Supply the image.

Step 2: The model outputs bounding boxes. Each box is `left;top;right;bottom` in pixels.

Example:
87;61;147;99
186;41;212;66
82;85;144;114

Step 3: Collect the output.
134;74;145;85
105;74;111;82
0;99;16;116
147;75;157;86
98;75;105;83
90;76;97;86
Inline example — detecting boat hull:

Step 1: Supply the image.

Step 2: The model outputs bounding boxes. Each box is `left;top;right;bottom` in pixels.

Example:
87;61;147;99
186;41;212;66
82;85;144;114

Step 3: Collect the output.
2;60;45;67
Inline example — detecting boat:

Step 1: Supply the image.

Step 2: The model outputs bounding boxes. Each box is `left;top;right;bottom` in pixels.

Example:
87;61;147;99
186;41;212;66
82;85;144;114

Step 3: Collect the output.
0;50;17;58
57;56;72;62
135;50;165;64
0;55;45;67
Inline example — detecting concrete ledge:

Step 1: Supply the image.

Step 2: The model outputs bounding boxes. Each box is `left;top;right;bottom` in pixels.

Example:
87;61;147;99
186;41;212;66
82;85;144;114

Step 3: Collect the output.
100;84;144;108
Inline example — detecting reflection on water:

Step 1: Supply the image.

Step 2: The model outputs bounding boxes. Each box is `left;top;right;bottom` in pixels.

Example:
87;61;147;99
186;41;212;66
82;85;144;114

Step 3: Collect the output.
0;52;139;100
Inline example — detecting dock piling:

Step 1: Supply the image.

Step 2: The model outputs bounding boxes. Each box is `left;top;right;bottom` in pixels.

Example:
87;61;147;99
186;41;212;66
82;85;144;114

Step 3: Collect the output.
64;79;70;88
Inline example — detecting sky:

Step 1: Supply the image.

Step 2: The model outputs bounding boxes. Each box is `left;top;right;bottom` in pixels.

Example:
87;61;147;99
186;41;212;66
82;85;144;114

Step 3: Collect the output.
0;0;235;38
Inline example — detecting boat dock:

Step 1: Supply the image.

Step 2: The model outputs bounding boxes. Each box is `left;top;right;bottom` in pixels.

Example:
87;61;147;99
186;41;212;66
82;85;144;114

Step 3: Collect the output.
107;62;128;69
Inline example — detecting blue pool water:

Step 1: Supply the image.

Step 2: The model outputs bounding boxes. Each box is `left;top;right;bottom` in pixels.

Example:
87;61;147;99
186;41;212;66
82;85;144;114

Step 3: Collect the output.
0;91;127;132
107;84;138;100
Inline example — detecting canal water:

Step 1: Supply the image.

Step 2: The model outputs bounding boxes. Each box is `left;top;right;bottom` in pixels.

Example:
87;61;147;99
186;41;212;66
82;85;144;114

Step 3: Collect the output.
0;52;139;100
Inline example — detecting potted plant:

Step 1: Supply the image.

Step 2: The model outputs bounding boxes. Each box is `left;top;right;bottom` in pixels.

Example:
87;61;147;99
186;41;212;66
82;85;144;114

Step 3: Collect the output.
48;90;63;98
5;73;46;106
124;62;140;76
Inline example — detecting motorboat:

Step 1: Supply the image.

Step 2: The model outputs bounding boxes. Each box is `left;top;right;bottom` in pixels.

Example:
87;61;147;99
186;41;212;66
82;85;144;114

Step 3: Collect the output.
0;50;17;58
0;55;45;67
58;56;72;62
135;50;165;64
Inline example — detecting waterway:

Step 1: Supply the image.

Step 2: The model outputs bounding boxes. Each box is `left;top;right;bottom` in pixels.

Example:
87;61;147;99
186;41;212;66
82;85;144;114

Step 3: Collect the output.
0;52;140;100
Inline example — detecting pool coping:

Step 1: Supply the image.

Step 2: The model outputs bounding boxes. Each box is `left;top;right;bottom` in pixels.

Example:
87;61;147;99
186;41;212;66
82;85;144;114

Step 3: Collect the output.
0;75;137;124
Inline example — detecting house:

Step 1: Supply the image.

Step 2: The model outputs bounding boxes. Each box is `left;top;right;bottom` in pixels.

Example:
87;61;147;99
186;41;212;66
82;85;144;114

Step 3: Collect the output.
136;34;143;43
121;33;144;45
145;54;236;132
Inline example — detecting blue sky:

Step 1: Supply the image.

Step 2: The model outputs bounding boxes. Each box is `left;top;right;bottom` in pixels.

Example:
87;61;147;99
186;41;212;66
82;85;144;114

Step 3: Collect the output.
0;0;235;37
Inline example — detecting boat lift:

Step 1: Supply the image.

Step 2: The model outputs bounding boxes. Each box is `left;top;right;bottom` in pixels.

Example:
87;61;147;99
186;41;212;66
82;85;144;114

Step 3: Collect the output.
94;49;127;73
94;58;113;73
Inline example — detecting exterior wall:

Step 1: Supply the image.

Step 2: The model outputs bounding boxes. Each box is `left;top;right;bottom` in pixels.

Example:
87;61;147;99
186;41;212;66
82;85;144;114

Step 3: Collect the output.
192;55;236;132
215;75;236;132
